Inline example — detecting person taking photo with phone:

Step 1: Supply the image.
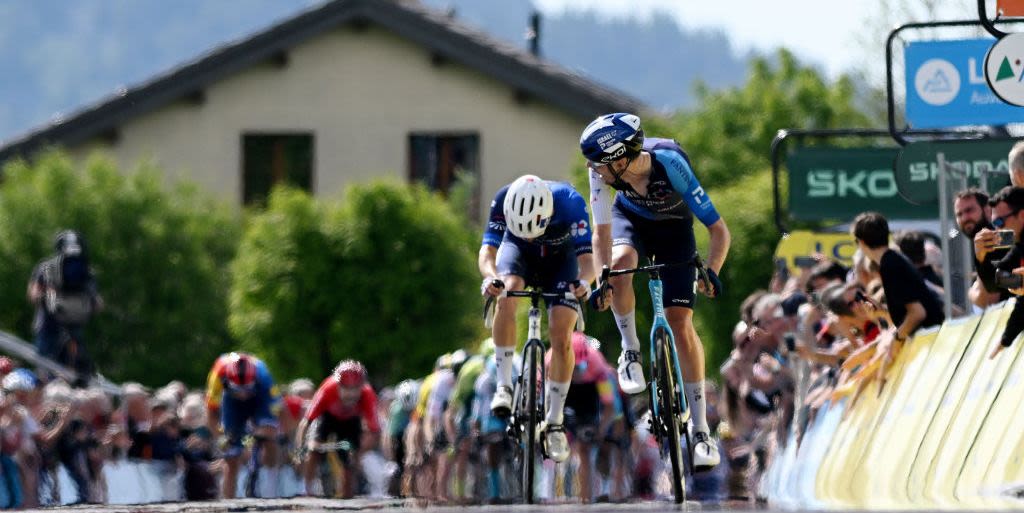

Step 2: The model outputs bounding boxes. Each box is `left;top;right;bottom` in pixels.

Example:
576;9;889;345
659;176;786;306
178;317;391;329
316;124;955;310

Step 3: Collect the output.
974;186;1024;358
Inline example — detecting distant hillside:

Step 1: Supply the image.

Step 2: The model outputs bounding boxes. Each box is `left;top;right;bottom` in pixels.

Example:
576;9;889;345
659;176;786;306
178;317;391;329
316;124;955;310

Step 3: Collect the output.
422;0;750;111
0;0;749;144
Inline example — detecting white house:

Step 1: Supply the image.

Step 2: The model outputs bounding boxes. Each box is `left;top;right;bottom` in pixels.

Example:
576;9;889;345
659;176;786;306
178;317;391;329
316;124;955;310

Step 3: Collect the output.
0;0;642;220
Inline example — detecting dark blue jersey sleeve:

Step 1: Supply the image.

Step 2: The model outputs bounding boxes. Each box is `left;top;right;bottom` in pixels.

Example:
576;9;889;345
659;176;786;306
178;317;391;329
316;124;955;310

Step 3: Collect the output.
655;148;721;227
481;185;509;248
551;182;593;256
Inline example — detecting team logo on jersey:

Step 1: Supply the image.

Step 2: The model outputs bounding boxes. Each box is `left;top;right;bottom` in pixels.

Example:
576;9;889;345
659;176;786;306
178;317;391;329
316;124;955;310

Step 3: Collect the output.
570;219;589;237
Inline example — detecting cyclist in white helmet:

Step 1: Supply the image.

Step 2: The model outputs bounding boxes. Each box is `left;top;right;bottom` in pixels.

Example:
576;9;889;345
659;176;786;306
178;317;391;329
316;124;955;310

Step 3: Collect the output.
479;175;595;464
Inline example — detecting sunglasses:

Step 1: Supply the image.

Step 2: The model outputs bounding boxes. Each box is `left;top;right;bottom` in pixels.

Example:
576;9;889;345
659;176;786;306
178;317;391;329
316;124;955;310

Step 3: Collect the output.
993;210;1020;228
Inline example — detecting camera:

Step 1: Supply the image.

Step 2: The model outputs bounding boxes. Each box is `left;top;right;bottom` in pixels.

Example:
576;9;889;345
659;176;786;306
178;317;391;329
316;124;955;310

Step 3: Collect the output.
996;270;1024;289
995;229;1016;249
783;332;796;352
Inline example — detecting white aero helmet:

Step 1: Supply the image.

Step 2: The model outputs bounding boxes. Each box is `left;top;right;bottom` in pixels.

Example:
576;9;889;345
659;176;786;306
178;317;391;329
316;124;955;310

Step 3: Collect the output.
503;175;554;239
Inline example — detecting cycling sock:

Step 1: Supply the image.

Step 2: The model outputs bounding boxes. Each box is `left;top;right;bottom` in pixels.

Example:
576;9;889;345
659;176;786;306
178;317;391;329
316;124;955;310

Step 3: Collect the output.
685;381;710;434
613;310;641;351
545;380;571;425
496;347;516;388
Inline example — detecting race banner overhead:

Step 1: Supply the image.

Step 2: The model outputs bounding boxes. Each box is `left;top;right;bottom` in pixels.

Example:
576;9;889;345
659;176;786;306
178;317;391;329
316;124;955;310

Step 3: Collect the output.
905;39;1024;128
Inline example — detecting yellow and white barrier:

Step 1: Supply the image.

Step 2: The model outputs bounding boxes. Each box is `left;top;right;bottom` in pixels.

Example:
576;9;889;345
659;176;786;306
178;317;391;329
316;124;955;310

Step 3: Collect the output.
766;300;1024;509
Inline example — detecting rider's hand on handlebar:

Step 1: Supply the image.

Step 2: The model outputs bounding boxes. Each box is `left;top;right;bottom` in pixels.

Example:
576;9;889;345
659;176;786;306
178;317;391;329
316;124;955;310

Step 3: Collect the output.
698;268;724;298
589;282;614;311
569;280;592;301
481;277;505;297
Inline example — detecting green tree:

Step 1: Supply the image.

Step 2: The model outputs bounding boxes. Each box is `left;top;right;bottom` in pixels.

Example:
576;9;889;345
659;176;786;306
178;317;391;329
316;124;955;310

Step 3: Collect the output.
0;151;239;386
230;182;481;386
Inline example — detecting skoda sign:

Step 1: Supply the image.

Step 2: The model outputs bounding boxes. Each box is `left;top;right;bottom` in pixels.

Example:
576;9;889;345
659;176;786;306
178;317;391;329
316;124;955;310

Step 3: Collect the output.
986;33;1024;106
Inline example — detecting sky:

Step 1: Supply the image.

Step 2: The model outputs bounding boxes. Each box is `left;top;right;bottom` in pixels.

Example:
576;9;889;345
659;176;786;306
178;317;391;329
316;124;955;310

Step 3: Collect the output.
533;0;975;80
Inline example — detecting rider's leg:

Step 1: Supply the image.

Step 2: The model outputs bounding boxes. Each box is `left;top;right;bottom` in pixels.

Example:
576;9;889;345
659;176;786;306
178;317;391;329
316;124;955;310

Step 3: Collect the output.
222;455;240;498
666;307;709;435
485;439;502;501
609;245;641;350
220;400;247;498
576;440;593;502
546;305;576;425
303;451;322;495
493;275;525;389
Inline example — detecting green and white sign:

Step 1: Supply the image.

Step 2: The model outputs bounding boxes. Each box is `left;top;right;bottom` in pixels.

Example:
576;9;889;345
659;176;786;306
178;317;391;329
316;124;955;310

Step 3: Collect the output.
894;139;1014;205
788;147;926;220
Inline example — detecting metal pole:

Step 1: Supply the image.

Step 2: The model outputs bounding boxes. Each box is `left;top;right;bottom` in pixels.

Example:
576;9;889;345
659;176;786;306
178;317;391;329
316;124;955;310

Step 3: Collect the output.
957;170;971;315
938;152;954;320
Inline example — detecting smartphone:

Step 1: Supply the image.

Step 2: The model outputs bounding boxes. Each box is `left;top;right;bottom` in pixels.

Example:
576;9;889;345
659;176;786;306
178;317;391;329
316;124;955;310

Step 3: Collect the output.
995;229;1016;249
996;270;1024;289
794;256;818;268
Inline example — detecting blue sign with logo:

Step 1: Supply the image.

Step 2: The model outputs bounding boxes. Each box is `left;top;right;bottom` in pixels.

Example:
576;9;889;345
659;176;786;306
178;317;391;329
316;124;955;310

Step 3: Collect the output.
905;38;1024;128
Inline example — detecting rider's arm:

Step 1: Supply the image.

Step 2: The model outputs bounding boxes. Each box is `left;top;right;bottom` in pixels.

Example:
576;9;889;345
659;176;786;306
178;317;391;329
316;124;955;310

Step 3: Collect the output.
479;245;498;280
479;186;508;279
589;168;614;277
706;218;731;275
658;149;730;273
304;378;334;424
204;358;225;431
360;385;382;434
256;360;283;416
566;186;596;284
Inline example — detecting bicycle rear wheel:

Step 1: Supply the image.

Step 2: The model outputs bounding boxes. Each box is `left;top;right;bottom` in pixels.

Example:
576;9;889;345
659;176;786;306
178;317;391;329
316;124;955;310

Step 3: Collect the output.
522;344;539;504
655;329;686;504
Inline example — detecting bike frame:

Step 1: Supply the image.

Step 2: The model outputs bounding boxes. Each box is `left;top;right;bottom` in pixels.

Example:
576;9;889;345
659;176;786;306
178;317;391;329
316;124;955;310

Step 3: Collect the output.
646;271;689;424
517;297;547;423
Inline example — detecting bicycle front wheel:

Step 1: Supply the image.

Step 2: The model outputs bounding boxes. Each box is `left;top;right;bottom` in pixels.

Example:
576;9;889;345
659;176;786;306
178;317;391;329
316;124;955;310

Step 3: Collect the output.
655;328;686;504
523;345;539;504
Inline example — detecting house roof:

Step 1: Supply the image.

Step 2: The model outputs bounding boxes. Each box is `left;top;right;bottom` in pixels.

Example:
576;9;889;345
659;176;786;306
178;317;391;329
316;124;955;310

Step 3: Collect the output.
0;0;644;162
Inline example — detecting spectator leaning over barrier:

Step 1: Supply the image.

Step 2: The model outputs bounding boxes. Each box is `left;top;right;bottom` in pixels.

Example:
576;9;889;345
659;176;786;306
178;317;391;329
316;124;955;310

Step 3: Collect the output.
895;231;943;289
852;212;945;375
976;186;1024;358
955;188;1009;308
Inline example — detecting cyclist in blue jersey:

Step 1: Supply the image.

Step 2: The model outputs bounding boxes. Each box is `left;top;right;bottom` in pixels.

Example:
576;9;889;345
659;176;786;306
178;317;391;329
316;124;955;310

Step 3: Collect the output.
580;113;731;471
479;175;596;464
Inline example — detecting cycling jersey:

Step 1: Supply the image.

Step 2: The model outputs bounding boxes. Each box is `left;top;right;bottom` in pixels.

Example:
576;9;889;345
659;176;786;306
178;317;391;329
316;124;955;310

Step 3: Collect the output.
482;181;593;256
412;372;438;423
544;346;615;408
387;399;412;438
305;377;380;434
450;355;486;435
589;138;720;226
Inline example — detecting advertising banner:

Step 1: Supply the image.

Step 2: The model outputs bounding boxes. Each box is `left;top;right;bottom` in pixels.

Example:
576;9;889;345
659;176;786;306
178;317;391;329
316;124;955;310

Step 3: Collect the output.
905;39;1024;128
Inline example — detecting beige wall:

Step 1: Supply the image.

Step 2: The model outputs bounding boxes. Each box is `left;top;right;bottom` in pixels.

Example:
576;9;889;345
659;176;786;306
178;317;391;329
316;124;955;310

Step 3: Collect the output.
66;25;589;220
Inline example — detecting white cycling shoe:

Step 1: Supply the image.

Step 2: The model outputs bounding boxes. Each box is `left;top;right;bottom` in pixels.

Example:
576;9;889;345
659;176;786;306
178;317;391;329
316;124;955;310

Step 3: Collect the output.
692;430;721;472
541;422;570;463
617;349;646;394
491;385;513;418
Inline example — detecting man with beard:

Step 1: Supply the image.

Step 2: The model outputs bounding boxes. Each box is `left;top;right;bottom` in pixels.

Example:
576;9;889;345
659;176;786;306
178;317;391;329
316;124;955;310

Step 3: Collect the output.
955;188;1010;307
